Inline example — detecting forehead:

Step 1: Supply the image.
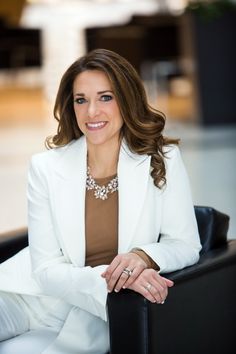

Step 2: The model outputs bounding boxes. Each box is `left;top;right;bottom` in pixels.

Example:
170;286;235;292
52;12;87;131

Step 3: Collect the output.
73;70;112;92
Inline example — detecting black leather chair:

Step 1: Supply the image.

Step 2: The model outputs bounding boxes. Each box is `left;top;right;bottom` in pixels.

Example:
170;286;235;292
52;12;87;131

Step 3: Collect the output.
0;206;236;354
108;206;236;354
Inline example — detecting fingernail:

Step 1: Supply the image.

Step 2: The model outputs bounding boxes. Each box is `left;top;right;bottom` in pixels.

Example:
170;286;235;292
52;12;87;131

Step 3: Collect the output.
114;289;119;293
122;286;126;289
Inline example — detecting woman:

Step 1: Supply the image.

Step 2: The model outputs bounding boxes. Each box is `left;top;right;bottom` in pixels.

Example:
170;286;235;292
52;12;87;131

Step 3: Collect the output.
0;49;201;354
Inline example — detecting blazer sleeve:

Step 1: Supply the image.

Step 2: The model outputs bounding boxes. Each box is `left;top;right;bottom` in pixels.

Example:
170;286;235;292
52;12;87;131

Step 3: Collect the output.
139;146;202;273
28;154;108;321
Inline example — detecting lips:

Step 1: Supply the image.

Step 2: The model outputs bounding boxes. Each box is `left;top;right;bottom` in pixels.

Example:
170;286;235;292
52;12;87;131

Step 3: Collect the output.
86;121;107;130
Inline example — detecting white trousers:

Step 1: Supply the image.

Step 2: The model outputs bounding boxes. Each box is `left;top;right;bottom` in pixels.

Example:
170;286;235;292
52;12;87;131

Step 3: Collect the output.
0;292;30;341
0;292;59;353
0;292;109;354
0;329;58;354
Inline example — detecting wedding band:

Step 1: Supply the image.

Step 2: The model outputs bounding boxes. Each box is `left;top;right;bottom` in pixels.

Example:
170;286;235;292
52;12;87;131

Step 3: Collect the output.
145;283;152;291
122;268;132;277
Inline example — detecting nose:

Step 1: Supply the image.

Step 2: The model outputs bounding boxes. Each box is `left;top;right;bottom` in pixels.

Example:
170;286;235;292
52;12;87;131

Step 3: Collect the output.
87;100;99;119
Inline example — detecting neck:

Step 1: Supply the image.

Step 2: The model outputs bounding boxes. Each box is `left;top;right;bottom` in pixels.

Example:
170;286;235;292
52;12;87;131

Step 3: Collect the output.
87;139;121;178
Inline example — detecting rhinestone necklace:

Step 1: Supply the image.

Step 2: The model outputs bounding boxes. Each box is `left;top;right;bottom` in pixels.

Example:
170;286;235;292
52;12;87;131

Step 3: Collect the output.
86;167;118;200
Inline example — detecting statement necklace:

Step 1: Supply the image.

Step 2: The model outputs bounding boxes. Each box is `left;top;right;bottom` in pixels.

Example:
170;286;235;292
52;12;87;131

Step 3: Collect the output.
86;167;118;200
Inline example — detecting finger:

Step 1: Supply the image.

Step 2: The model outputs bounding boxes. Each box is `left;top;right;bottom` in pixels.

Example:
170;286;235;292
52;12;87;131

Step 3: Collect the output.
114;270;131;292
129;282;166;304
122;266;143;289
102;256;121;282
130;284;157;303
162;277;174;287
114;261;143;292
103;254;131;282
150;271;172;291
145;282;168;304
106;255;142;290
107;263;128;292
153;277;169;300
144;272;169;303
122;255;148;289
110;262;138;292
154;284;168;303
142;284;159;303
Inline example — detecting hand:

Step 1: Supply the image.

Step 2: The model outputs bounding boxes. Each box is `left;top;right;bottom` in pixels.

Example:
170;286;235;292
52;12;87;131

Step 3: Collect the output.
127;268;174;304
101;253;147;293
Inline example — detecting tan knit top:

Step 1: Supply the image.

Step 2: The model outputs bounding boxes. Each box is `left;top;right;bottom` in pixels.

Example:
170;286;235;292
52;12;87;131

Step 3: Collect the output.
85;175;158;269
85;175;118;267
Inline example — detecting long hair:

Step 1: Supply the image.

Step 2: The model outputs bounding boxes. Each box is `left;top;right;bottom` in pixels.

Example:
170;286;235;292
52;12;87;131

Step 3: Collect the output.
46;48;179;188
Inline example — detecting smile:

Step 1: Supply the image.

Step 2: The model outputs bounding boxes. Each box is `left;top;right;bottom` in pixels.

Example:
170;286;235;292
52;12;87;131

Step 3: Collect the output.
86;121;107;130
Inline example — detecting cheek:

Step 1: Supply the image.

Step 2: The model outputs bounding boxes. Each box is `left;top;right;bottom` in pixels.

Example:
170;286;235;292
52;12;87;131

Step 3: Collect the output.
74;105;85;122
115;110;123;127
73;104;78;117
110;103;123;125
73;107;83;130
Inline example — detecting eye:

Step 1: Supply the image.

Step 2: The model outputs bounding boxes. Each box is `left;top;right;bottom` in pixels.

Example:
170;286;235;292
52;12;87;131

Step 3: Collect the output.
74;97;86;104
100;95;113;102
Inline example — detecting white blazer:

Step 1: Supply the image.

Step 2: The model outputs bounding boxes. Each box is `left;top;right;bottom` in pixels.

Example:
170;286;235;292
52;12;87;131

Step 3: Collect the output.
0;136;201;353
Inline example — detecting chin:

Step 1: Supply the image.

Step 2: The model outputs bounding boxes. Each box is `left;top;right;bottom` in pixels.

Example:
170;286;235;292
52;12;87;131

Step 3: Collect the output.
85;130;122;148
86;136;108;146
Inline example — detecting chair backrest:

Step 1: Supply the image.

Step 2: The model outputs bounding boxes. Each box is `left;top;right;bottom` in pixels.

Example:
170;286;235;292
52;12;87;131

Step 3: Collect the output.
194;206;229;255
0;228;28;263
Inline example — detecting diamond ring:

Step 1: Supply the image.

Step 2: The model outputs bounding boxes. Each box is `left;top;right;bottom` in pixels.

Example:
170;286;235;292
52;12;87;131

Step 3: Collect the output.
122;268;132;277
145;283;152;291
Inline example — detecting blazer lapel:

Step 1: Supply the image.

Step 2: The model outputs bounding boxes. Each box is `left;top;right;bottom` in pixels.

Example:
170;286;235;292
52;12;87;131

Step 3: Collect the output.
52;137;151;263
52;137;87;266
118;142;151;253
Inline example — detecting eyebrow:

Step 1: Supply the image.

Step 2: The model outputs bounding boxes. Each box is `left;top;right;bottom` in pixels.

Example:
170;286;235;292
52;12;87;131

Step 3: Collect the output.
74;90;113;96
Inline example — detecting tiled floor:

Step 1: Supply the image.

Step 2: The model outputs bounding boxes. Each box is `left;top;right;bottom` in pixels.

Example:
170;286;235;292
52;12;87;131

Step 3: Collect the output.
0;87;235;239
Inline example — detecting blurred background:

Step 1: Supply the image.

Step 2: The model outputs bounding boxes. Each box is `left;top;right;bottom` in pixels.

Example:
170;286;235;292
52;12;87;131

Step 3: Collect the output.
0;0;235;238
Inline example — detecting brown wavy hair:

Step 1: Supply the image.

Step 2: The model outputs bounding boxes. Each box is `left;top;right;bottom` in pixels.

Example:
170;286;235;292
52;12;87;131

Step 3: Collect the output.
46;48;179;188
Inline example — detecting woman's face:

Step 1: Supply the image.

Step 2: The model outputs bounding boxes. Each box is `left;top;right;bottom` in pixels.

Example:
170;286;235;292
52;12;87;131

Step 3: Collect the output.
73;70;123;149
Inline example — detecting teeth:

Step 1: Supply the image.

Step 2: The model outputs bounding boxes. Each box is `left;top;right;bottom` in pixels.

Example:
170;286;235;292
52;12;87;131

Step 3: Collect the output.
87;122;106;128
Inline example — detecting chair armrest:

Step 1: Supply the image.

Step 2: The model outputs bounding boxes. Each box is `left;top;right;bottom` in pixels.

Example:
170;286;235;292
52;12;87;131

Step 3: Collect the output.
0;228;28;263
107;241;236;354
166;240;236;283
